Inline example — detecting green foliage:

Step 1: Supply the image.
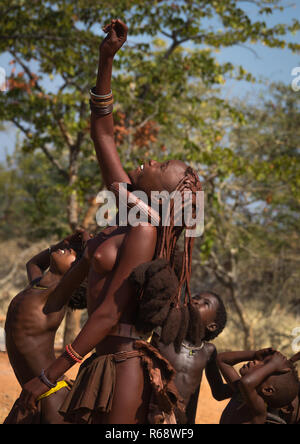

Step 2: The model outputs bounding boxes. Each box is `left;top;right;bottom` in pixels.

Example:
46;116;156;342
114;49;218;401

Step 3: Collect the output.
190;82;300;349
0;1;298;243
0;146;69;239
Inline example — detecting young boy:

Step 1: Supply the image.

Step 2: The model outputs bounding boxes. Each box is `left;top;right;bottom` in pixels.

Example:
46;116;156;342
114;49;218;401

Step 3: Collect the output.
153;292;232;424
4;230;93;424
217;349;300;424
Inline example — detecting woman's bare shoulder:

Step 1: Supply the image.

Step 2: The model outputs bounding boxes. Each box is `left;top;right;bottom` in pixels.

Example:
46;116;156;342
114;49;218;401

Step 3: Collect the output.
123;224;157;262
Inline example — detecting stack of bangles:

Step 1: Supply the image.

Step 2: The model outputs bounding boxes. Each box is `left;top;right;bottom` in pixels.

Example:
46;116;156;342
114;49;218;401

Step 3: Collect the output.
89;87;114;116
64;344;84;364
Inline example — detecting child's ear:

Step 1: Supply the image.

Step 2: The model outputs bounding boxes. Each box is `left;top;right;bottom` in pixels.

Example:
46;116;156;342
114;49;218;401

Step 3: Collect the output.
261;385;276;398
280;404;294;415
207;322;217;333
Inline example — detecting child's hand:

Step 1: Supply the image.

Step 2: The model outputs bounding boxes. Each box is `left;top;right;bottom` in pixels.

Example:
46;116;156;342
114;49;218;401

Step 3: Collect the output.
64;229;85;244
254;348;276;361
53;230;91;253
100;19;128;59
268;352;292;374
50;230;84;252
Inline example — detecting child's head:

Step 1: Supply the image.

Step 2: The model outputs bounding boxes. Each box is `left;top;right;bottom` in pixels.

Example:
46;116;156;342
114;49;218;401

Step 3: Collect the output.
192;292;227;342
260;362;299;409
240;355;300;409
50;235;86;276
50;246;77;275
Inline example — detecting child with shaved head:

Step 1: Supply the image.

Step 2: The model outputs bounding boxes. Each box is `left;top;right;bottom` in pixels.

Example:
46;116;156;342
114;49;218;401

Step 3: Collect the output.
218;349;300;424
152;291;231;424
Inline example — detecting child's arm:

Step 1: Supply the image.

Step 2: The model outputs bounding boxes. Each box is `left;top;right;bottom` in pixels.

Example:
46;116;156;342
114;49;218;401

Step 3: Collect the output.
238;352;291;424
43;235;100;312
43;249;90;313
217;348;275;391
205;346;234;401
217;350;257;390
26;249;51;283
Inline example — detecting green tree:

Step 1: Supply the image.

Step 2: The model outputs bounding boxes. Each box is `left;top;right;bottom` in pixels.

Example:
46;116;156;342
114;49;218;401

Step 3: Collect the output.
0;0;299;234
0;144;69;239
191;82;300;349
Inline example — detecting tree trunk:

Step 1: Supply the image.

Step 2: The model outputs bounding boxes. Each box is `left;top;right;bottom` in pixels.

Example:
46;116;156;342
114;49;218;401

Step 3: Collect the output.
81;196;99;230
63;152;81;345
228;250;255;349
228;283;255;349
67;160;79;231
211;249;255;350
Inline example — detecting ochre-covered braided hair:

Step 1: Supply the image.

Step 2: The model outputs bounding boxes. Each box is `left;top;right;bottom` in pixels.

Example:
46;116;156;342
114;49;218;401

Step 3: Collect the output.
156;167;202;303
153;167;203;349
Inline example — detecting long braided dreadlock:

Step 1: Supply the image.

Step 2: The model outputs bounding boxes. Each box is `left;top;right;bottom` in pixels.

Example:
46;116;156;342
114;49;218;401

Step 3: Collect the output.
153;167;203;349
111;166;203;352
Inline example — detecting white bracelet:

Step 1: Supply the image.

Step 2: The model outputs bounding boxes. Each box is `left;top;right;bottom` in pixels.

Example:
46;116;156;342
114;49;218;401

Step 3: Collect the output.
90;87;112;99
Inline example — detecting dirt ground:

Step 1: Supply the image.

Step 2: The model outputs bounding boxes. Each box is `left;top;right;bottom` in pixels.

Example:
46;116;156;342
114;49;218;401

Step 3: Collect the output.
0;351;228;424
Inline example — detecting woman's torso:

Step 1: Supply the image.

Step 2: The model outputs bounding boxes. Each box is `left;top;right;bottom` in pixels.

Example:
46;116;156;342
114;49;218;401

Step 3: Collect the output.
85;225;148;356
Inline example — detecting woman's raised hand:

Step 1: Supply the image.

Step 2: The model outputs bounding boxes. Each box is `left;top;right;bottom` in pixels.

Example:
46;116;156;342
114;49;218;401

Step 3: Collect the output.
100;19;128;59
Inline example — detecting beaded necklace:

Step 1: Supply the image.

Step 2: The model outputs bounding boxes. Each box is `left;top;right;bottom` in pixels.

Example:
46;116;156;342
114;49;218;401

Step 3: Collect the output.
182;340;205;356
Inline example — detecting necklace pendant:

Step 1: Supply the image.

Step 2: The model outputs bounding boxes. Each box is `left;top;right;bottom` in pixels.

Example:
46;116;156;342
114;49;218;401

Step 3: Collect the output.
189;350;194;356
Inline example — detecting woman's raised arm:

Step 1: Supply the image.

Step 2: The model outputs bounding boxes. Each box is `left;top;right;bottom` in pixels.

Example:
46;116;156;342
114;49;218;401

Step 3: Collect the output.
91;19;131;189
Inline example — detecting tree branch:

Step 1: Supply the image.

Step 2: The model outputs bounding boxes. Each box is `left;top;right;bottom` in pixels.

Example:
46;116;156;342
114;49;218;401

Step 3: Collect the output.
11;118;69;180
0;34;69;41
40;145;69;180
9;51;43;93
57;118;75;148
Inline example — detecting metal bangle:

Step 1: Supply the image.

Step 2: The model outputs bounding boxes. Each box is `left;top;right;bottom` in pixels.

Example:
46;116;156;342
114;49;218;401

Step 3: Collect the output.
90;101;114;116
90;98;114;106
39;369;57;389
90;87;113;99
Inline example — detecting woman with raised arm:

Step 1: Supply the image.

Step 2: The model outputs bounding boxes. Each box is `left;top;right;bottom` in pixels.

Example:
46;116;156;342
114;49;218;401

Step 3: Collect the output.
19;20;202;425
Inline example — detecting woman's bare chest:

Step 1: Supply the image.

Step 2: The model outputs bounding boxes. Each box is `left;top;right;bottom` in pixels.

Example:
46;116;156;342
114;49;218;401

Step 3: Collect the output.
90;226;128;275
86;226;129;311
